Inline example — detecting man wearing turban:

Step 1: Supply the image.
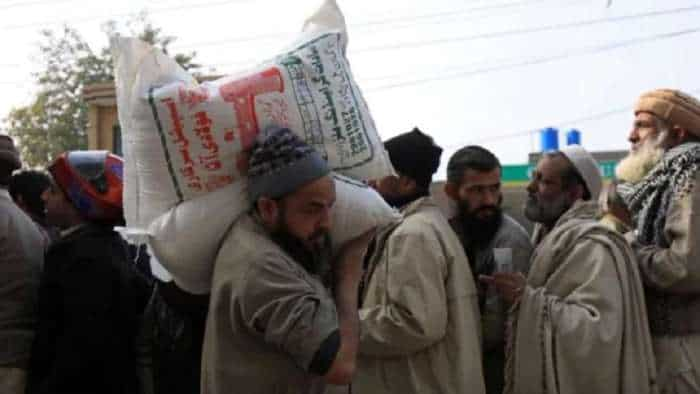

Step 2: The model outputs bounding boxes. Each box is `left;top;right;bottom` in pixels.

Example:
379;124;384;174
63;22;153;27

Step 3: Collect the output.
615;89;700;393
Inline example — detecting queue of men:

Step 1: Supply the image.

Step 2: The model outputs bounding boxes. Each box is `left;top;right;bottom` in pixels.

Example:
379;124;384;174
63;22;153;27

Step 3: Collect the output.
1;88;699;394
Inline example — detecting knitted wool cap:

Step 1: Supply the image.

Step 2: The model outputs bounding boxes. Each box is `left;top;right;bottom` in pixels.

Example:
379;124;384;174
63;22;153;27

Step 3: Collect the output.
560;144;602;200
383;127;442;187
247;126;330;203
635;89;700;136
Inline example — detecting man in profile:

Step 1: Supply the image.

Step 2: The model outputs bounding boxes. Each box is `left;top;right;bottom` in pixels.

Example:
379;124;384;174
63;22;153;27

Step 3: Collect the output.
616;89;700;393
484;145;656;394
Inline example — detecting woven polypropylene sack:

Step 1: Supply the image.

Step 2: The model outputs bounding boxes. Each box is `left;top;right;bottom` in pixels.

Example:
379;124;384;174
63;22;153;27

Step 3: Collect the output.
113;0;393;233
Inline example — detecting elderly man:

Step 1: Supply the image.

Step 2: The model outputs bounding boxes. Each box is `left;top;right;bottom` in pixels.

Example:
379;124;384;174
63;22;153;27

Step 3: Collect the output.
482;145;657;394
444;145;532;394
201;127;371;394
615;89;700;393
0;135;45;394
356;128;485;394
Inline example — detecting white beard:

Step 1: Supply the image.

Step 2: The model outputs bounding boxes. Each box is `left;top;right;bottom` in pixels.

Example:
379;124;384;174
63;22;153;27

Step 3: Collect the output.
615;133;667;184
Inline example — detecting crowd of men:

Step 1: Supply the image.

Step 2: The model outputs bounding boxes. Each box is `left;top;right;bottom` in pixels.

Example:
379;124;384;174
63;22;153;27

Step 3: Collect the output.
0;88;699;394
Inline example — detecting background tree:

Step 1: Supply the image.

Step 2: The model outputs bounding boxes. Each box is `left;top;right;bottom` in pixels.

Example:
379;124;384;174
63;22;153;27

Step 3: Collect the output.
5;17;200;167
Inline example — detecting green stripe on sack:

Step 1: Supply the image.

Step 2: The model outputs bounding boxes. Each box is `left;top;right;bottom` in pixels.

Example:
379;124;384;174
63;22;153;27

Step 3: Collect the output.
148;86;185;203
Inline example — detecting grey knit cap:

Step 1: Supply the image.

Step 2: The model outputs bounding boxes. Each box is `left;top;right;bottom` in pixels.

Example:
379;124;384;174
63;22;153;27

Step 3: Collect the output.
247;126;330;203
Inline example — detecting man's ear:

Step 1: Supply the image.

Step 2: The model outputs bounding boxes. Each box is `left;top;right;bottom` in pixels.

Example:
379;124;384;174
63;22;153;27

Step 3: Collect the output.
671;125;690;145
567;183;585;202
13;194;26;209
398;175;418;195
256;197;279;227
444;182;459;201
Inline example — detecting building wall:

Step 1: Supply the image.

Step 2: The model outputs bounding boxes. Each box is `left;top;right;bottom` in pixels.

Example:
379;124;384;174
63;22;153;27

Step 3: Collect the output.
88;104;119;152
84;82;119;154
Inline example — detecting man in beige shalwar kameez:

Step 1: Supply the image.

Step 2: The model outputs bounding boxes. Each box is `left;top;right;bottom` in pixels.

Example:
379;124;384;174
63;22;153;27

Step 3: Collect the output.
355;128;485;394
483;145;657;394
201;127;372;394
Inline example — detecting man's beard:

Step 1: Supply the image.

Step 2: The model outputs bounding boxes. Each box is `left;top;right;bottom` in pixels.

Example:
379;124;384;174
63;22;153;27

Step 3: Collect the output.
456;200;503;247
615;131;667;184
523;192;572;225
270;220;333;277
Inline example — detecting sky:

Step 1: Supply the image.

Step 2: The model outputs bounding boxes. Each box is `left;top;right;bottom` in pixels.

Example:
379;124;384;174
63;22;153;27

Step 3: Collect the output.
1;0;699;179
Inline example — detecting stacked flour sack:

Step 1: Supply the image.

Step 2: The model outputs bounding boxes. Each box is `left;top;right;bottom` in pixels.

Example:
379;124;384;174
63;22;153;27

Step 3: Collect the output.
112;0;399;294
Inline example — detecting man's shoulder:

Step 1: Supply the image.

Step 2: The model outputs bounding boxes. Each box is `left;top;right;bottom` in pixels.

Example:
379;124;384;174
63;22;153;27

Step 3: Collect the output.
44;226;129;279
551;217;627;254
0;197;39;231
215;214;296;281
391;203;466;260
214;222;325;311
57;225;126;256
220;214;284;260
494;214;532;246
501;213;528;233
0;199;17;230
396;203;450;238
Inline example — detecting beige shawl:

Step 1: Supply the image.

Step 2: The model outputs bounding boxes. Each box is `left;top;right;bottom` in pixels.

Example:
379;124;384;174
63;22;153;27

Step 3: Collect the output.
505;201;657;394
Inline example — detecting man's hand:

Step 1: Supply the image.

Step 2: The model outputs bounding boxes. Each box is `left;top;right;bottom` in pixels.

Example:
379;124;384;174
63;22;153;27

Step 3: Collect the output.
335;229;375;283
601;181;633;229
608;203;633;229
479;272;527;304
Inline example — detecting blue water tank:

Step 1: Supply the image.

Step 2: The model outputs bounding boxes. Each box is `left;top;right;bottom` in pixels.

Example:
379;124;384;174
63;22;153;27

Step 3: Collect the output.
566;129;581;146
540;127;559;152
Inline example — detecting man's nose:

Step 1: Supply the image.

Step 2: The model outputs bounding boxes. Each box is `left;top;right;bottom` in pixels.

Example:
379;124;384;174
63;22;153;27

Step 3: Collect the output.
483;190;498;206
526;179;536;194
628;128;639;145
318;206;332;231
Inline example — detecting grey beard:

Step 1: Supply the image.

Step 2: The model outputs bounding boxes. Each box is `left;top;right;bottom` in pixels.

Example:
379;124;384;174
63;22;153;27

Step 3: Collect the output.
615;146;664;184
616;130;669;184
523;193;572;225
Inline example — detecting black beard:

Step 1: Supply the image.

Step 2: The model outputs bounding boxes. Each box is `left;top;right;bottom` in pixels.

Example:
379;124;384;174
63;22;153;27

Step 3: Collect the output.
270;227;332;278
456;203;503;249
